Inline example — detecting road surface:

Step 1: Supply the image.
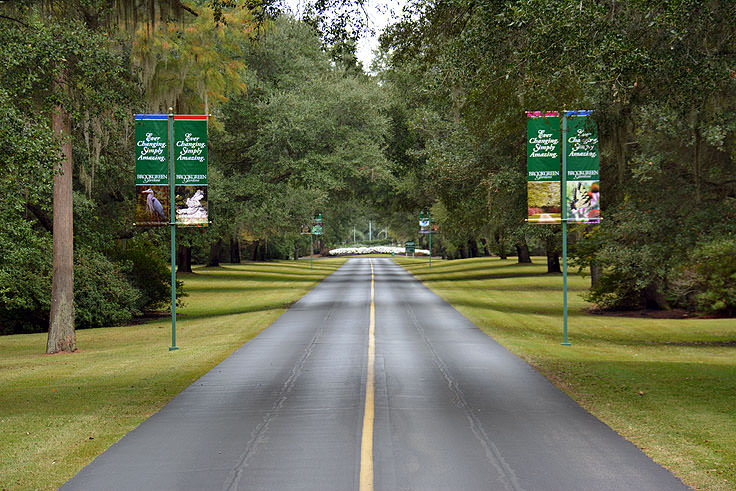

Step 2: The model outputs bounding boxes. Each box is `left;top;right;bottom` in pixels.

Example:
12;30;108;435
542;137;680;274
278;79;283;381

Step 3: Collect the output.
64;258;688;490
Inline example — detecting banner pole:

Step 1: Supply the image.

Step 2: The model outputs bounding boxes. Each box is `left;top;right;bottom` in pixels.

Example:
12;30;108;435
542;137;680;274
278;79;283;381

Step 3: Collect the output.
310;232;313;270
561;112;571;346
168;109;178;351
428;228;432;270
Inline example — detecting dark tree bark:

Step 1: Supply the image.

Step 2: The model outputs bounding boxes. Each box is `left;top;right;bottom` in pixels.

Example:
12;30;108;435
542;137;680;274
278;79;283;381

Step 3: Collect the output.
494;230;508;259
515;239;532;263
467;239;479;258
230;236;241;263
47;83;76;354
480;237;491;257
458;242;467;259
643;281;670;310
590;260;601;289
177;245;192;272
545;236;561;273
207;238;222;267
294;243;299;260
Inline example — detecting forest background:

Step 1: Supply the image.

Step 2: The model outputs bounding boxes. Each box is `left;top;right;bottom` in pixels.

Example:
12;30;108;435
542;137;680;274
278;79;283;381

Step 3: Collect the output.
1;0;734;341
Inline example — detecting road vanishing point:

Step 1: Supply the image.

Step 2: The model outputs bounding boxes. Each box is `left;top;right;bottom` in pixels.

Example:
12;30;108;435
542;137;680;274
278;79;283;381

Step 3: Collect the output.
64;258;689;491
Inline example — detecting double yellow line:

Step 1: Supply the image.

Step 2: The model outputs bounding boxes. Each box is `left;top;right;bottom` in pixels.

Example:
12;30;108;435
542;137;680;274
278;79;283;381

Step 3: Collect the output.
360;259;376;490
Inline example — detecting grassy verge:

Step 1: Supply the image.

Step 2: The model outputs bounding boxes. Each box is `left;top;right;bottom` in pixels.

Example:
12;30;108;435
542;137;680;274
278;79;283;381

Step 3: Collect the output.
393;256;735;490
0;259;347;491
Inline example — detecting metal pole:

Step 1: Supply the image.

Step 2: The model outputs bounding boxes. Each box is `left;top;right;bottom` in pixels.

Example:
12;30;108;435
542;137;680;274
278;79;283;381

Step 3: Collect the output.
168;109;178;351
562;112;571;346
428;229;432;270
310;232;313;270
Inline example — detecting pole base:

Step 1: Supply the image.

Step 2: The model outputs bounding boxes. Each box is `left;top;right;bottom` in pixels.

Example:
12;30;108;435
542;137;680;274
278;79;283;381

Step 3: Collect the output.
561;342;572;346
169;346;179;351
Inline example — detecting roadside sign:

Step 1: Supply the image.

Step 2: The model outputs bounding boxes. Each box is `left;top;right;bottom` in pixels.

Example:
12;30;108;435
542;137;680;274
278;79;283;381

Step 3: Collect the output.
405;241;416;254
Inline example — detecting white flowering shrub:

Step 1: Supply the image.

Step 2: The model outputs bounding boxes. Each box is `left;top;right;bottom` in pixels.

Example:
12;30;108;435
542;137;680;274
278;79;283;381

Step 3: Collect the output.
328;246;429;256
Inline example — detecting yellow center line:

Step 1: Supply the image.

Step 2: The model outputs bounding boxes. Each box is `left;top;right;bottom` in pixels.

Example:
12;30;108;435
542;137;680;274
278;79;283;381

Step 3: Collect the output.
360;259;376;491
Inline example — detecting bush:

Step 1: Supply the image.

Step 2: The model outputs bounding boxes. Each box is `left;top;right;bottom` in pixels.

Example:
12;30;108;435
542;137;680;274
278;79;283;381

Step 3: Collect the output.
670;238;736;315
0;222;52;334
74;249;141;329
109;236;184;311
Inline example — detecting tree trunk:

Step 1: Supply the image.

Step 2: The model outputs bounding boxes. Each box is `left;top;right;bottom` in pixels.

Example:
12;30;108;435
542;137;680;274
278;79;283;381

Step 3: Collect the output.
590;260;601;289
546;250;561;273
515;240;532;263
545;236;561;273
230;236;240;263
177;245;192;273
207;238;222;267
458;243;467;259
294;243;299;260
47;90;76;354
480;238;491;257
467;239;479;258
643;281;669;310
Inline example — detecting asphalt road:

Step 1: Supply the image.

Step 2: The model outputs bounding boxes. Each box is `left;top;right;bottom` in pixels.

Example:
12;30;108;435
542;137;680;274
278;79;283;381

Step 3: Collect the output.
63;258;689;491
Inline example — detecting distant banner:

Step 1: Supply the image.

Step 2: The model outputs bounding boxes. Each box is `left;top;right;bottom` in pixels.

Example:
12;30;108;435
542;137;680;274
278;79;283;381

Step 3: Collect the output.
527;112;561;224
565;111;600;223
174;115;208;226
311;214;323;235
419;216;430;234
135;114;169;226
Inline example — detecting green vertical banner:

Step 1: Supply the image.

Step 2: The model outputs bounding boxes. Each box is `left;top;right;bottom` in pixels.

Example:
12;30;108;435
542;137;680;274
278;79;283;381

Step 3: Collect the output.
419;211;430;234
565;110;600;223
526;111;561;224
174;115;208;226
134;114;169;226
311;214;323;235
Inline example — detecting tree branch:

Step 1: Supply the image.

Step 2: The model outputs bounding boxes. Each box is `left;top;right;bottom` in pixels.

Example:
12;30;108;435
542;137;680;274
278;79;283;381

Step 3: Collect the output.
0;14;29;27
25;202;53;233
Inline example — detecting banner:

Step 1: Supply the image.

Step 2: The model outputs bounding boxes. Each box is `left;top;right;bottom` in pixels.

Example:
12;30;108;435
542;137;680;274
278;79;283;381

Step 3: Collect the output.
174;115;208;226
527;111;561;224
419;212;431;234
565;111;600;223
135;114;169;226
311;214;323;235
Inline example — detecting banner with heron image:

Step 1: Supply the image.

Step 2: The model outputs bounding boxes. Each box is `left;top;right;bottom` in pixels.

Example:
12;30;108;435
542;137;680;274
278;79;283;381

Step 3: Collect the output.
135;114;169;226
565;111;600;223
526;111;561;224
174;115;208;226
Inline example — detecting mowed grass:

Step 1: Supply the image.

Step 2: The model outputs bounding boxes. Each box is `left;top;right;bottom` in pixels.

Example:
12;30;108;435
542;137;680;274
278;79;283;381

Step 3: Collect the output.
0;258;347;491
393;256;736;491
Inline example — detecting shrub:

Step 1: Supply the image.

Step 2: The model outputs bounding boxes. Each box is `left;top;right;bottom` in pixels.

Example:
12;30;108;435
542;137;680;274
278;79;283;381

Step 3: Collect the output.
109;236;184;311
74;249;141;329
670;238;736;315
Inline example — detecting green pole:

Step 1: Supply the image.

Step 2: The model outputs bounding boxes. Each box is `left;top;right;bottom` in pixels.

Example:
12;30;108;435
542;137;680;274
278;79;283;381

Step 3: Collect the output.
168;109;178;351
428;228;432;270
310;232;313;270
561;112;571;346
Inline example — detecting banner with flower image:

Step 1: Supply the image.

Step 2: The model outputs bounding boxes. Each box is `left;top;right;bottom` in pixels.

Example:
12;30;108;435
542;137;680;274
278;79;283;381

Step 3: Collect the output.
174;115;208;226
527;112;561;224
565;111;600;223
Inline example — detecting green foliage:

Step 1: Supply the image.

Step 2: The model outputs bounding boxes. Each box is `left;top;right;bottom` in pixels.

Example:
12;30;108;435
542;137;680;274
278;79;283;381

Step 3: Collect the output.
108;236;184;312
671;239;736;315
73;248;142;329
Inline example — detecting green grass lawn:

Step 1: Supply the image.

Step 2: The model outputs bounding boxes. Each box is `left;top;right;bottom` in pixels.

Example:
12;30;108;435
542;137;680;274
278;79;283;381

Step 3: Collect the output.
393;256;736;491
0;259;346;491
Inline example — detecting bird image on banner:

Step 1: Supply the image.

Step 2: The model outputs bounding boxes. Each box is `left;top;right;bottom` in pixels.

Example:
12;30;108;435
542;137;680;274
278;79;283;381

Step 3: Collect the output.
142;188;166;223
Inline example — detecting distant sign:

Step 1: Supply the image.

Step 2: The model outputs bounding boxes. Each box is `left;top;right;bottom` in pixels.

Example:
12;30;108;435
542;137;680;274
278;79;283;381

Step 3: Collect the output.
405;241;416;254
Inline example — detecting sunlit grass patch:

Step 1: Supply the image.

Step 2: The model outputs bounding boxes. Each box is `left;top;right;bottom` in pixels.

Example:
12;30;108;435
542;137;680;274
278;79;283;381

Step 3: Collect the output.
394;256;736;491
